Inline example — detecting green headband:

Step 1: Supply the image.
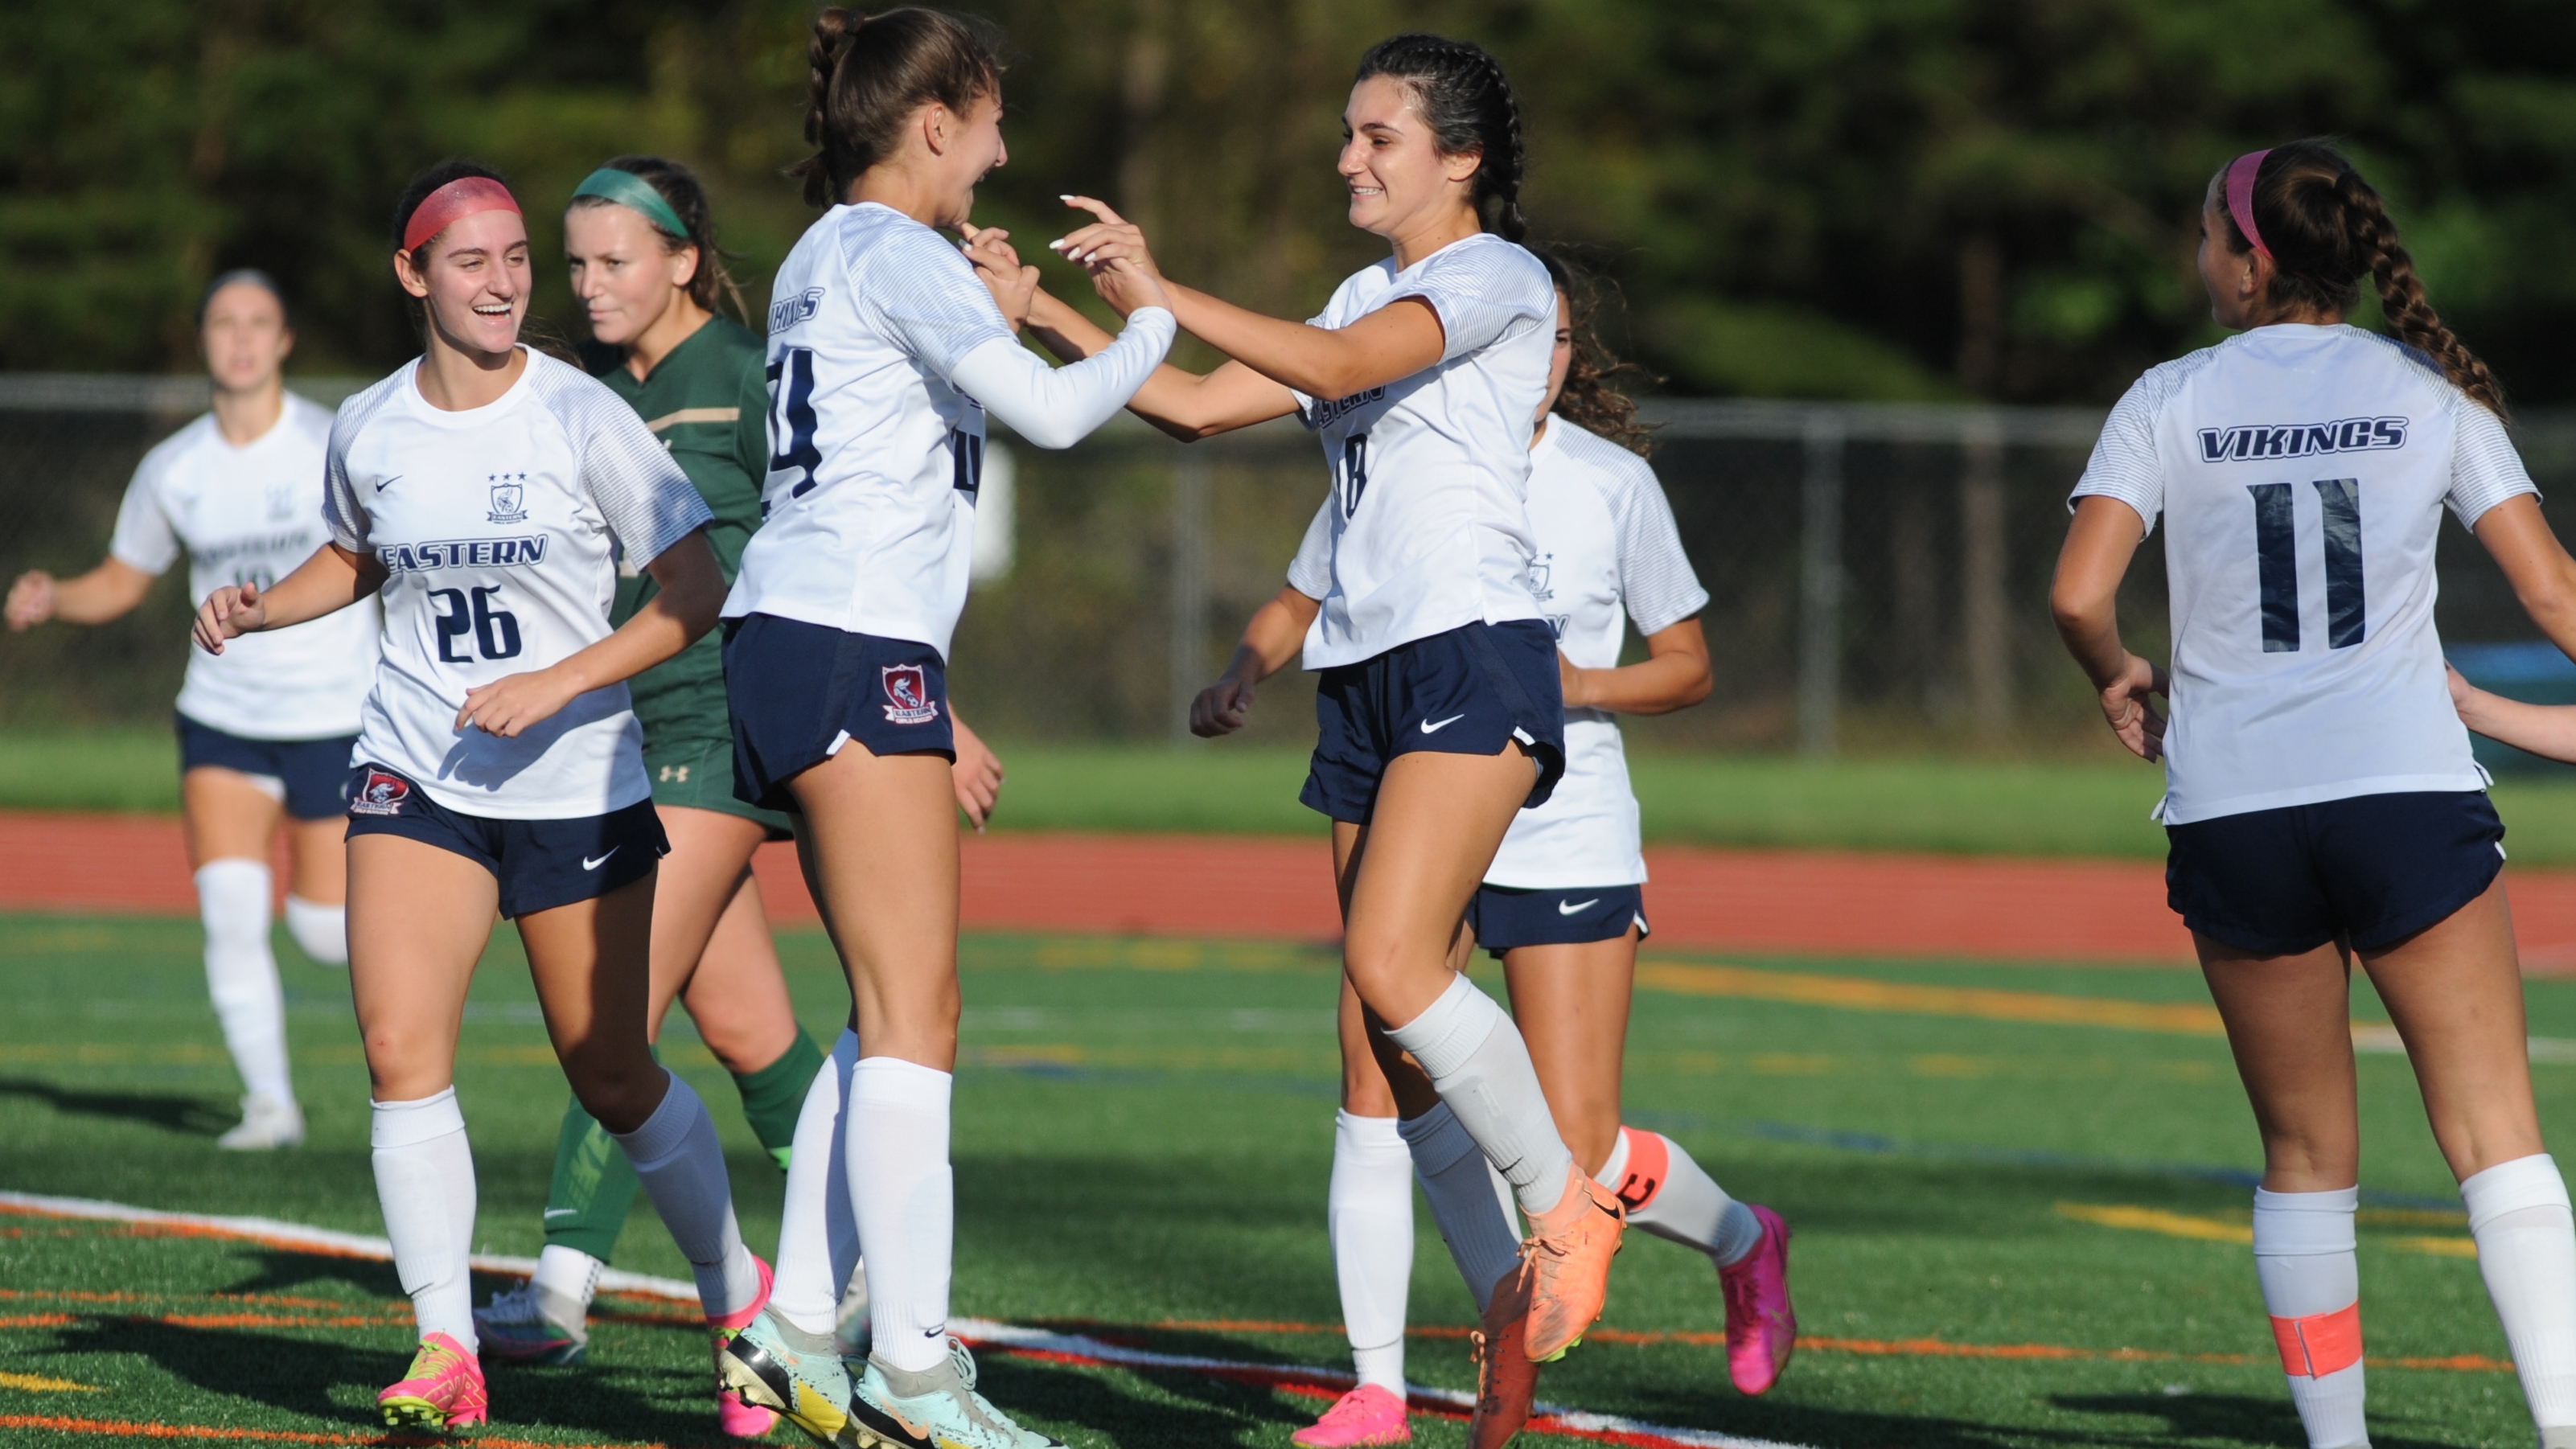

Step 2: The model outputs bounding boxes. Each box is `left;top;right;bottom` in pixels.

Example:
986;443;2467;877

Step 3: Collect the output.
571;166;690;241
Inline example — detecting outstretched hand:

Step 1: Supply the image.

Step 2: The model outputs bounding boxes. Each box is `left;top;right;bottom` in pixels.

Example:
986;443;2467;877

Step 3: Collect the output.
960;222;1038;334
192;580;267;655
2098;652;2169;761
1050;196;1173;318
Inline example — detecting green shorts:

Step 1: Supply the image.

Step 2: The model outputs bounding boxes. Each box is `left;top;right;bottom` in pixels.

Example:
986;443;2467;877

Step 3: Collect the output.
647;734;794;840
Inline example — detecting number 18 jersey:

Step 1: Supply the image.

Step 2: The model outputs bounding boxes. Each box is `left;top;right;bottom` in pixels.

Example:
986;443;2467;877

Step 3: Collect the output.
2070;323;2537;825
324;350;713;819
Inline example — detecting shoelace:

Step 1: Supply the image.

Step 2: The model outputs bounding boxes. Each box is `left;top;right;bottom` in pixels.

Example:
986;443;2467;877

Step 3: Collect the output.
406;1339;466;1379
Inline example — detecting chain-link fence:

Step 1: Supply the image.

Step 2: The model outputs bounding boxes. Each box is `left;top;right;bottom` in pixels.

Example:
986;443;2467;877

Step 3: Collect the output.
10;375;2576;754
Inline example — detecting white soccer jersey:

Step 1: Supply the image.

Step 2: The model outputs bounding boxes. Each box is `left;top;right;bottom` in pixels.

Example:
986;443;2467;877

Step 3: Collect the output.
2069;323;2537;825
724;202;1013;658
110;393;380;739
324;350;713;819
1290;232;1555;669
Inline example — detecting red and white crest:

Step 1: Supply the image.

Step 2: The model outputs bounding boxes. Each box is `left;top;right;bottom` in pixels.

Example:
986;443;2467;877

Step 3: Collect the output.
881;664;939;725
348;768;413;816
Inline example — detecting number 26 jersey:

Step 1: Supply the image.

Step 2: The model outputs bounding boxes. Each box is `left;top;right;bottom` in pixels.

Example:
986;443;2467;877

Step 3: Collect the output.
324;349;713;819
2070;322;2537;825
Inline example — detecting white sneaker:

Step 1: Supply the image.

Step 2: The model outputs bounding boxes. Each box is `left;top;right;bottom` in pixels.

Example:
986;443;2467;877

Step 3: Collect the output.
216;1095;304;1150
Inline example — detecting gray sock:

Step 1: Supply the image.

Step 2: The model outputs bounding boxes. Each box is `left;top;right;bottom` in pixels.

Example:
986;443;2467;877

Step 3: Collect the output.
1382;975;1576;1217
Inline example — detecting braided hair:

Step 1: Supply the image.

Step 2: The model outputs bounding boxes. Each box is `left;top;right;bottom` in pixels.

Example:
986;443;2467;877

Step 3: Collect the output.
1353;34;1526;243
1532;247;1654;456
790;8;1004;209
568;155;750;322
2213;139;2507;418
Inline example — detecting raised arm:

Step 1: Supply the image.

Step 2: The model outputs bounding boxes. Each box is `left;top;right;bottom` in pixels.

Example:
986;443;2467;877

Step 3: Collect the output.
192;542;382;653
1022;289;1297;442
2049;495;2168;761
8;557;156;630
453;527;724;738
1562;618;1711;716
1194;585;1321;738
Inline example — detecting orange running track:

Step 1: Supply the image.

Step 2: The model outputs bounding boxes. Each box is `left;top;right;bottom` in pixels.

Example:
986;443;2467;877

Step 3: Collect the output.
13;808;2576;969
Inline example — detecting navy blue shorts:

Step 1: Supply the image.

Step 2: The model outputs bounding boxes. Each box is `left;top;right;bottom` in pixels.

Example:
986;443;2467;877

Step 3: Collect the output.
722;614;955;813
1300;621;1567;825
176;713;356;821
1467;883;1650;958
2166;790;2506;956
342;763;668;920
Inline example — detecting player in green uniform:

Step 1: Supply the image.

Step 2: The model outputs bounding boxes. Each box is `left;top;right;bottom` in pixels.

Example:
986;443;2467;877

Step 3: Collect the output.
475;158;1007;1426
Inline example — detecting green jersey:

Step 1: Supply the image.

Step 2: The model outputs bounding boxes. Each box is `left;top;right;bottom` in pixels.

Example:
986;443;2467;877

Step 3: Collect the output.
594;316;769;745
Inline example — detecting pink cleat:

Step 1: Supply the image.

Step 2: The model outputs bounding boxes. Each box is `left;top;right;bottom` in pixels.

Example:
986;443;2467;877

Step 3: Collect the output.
1718;1205;1796;1395
710;1255;781;1439
1292;1384;1411;1447
377;1330;488;1431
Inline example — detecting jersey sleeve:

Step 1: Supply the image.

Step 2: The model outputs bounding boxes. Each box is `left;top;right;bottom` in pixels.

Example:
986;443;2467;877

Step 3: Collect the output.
1606;454;1709;637
1284;495;1333;599
861;226;1017;381
2068;369;2170;536
321;400;374;553
2445;396;2540;527
1395;240;1551;364
105;445;180;576
574;386;716;569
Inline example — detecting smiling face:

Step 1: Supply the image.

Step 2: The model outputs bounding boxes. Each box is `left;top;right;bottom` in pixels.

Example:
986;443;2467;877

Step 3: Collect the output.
921;90;1008;228
395;207;531;361
565;202;696;348
1338;75;1481;241
200;281;292;394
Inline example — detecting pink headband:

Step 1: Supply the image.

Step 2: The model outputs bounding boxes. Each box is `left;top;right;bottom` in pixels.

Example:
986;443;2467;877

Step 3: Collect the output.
402;177;521;254
2225;149;2272;264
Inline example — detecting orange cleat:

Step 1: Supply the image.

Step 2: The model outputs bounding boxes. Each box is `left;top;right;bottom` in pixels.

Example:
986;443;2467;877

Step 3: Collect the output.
1467;1267;1542;1449
1518;1164;1625;1362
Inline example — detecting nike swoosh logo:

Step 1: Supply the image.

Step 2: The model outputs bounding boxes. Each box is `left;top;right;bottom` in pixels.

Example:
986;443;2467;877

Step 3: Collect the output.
581;848;619;871
375;474;401;493
1419;714;1466;734
1558;898;1600;915
543;1209;577;1219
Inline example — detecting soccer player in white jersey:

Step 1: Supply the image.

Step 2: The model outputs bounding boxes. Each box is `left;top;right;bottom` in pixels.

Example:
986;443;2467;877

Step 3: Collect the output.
6;270;377;1151
1025;28;1625;1397
194;160;767;1434
707;13;1173;1449
1282;253;1793;1449
2052;138;2576;1449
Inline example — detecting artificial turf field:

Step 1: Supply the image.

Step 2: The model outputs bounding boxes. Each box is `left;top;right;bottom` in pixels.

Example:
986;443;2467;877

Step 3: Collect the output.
2;914;2570;1448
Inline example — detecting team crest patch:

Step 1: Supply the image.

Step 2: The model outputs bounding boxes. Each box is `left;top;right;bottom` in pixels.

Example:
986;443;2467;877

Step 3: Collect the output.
486;472;529;524
348;768;413;817
881;664;939;725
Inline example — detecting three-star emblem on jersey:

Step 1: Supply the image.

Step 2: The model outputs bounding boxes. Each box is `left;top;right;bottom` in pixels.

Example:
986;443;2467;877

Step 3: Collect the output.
881;664;939;725
486;473;529;524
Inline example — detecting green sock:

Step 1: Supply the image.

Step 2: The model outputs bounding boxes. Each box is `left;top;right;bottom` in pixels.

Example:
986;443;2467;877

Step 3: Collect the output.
540;1045;658;1263
733;1027;824;1173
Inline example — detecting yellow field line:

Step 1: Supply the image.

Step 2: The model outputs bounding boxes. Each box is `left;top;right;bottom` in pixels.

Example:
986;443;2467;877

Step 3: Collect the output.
1637;963;2229;1035
0;1374;97;1393
2057;1203;2479;1257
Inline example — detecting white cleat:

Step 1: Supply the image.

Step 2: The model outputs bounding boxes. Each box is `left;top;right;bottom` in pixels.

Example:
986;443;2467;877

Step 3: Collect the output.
216;1094;305;1151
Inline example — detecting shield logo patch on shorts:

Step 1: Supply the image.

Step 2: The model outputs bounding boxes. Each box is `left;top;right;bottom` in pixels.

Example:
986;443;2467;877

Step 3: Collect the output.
348;768;413;816
881;664;939;725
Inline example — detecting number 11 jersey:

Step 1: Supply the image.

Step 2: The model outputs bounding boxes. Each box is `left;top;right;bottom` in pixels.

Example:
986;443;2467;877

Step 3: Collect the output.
324;350;713;819
2070;322;2537;825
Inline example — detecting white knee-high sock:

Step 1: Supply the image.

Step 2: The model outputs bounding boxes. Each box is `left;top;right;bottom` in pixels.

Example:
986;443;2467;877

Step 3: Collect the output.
853;1057;954;1373
1596;1127;1762;1267
282;894;347;967
197;860;293;1106
373;1089;477;1349
773;1028;861;1336
2253;1187;2368;1449
613;1070;761;1323
1329;1110;1413;1394
1382;975;1577;1216
1399;1102;1522;1314
2463;1154;2576;1439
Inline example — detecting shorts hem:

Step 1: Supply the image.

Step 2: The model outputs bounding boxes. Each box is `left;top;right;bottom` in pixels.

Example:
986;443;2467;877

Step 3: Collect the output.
2349;852;2505;954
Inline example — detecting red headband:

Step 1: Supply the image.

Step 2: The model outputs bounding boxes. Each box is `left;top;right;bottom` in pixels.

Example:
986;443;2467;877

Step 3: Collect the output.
2225;149;2273;264
402;177;522;254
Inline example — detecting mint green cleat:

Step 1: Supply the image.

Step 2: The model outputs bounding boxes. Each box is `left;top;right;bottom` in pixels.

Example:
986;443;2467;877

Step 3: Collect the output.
848;1337;1060;1449
720;1308;859;1448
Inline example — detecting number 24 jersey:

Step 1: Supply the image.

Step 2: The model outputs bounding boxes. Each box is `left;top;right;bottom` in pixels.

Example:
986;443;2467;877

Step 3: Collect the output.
324;350;713;819
2070;322;2537;825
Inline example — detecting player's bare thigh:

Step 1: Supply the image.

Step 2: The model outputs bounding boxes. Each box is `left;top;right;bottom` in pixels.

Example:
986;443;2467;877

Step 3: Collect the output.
181;766;285;868
786;744;959;1069
346;832;497;1102
1340;747;1533;1024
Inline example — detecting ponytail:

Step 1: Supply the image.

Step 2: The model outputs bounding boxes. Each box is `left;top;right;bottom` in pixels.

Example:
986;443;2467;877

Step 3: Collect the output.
1353;34;1526;243
791;7;1005;209
2214;139;2507;418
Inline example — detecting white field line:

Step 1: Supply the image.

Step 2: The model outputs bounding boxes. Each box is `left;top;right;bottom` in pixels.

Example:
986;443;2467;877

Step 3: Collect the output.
0;1189;1821;1449
2350;1025;2576;1062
